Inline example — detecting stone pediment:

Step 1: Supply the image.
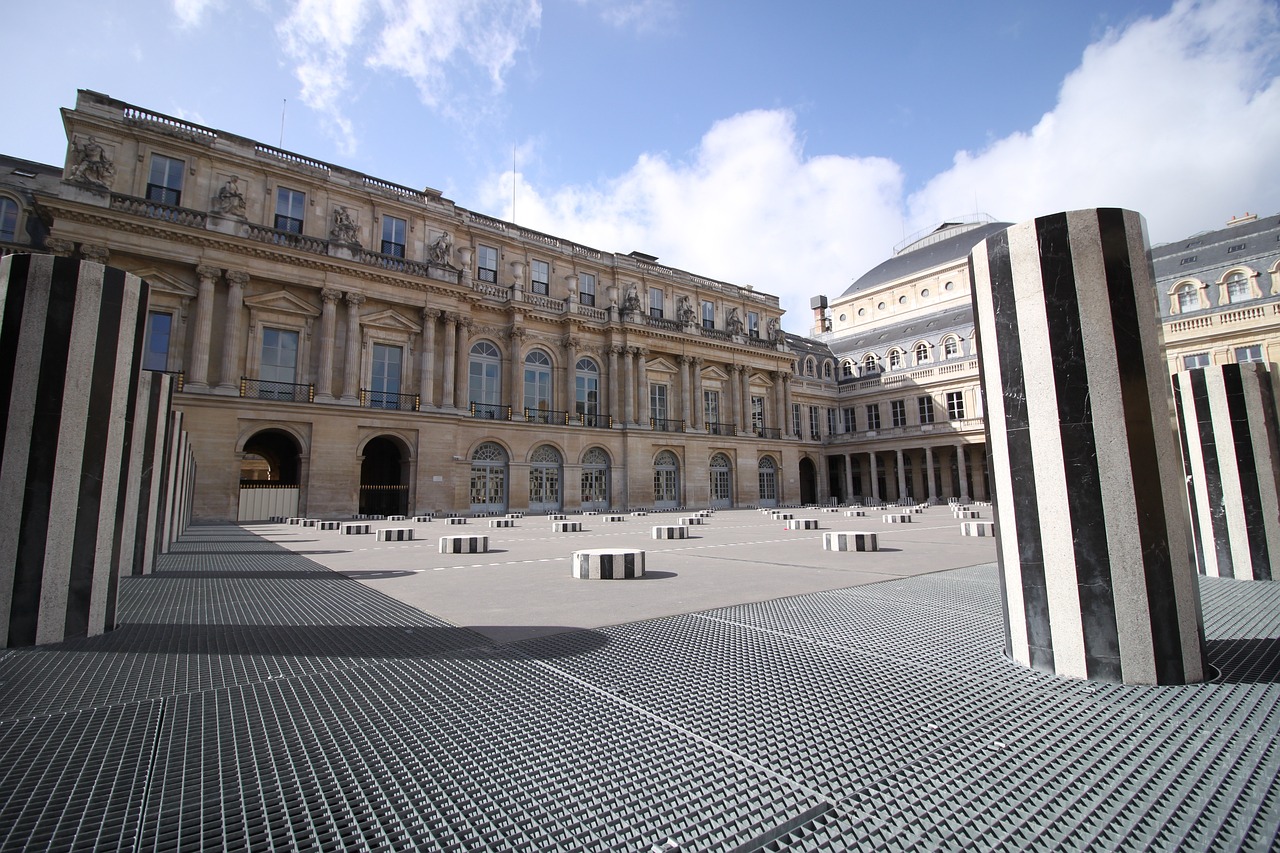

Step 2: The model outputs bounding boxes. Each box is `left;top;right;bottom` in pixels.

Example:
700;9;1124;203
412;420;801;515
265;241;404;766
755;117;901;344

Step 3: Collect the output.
361;308;421;334
700;365;730;382
134;268;197;299
244;290;319;317
646;356;677;374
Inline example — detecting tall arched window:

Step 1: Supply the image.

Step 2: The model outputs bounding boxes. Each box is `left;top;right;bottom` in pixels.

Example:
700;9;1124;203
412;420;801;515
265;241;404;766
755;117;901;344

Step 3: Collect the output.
0;197;19;243
822;360;833;380
469;341;502;412
915;343;930;364
528;444;562;511
758;456;778;507
1226;272;1252;304
653;450;680;508
942;337;960;359
862;353;879;374
709;452;733;508
576;357;601;426
804;357;816;377
469;442;508;512
841;360;854;379
888;349;903;370
523;350;553;421
1177;283;1200;313
581;447;610;510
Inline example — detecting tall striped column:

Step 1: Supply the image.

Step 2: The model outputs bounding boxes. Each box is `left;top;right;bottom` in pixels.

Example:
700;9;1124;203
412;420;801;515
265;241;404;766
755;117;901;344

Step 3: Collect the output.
1173;364;1280;580
0;255;148;647
970;208;1205;685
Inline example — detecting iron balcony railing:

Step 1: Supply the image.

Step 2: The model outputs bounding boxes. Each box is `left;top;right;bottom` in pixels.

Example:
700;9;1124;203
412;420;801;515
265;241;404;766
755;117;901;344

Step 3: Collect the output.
360;389;420;411
240;377;315;403
470;402;512;420
650;417;686;433
754;426;782;439
524;407;570;425
577;412;612;429
705;421;736;437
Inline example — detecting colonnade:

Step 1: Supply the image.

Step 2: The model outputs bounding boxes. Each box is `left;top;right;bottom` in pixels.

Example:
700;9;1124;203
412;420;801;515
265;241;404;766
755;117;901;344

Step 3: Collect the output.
831;443;988;504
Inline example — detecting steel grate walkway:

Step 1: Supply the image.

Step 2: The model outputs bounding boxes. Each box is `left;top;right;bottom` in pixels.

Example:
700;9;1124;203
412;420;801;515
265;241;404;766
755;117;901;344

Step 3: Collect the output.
1;524;1278;851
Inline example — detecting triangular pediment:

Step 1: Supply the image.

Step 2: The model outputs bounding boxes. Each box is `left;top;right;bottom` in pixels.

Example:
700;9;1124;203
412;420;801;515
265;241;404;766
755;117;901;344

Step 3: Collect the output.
244;290;319;317
646;356;677;374
701;365;730;382
134;268;197;298
361;308;421;334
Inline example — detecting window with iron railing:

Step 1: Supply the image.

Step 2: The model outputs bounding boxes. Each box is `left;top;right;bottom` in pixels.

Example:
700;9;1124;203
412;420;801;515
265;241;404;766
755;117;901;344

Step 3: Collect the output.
146;154;184;207
381;215;406;257
274;187;305;233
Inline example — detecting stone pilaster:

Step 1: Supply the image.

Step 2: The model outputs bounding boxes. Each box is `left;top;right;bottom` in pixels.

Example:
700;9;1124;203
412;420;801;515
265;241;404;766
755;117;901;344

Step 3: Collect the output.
454;318;472;409
896;449;907;501
955;444;969;503
925;446;938;504
315;288;342;401
868;452;880;502
419;308;439;408
607;346;621;425
623;348;635;425
216;270;247;392
441;314;457;409
636;348;650;426
562;335;579;419
341;292;365;403
187;265;220;389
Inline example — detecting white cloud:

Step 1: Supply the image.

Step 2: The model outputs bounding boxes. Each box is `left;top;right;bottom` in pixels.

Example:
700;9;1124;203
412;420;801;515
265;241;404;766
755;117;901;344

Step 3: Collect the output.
276;0;373;155
172;0;219;28
573;0;678;33
908;0;1280;243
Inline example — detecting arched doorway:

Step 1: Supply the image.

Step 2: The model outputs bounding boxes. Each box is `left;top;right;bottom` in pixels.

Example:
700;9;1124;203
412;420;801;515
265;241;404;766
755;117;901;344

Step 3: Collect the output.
469;442;508;513
709;452;733;509
581;447;610;511
758;456;778;508
360;436;409;516
799;456;817;506
238;428;302;521
528;444;562;512
653;450;680;509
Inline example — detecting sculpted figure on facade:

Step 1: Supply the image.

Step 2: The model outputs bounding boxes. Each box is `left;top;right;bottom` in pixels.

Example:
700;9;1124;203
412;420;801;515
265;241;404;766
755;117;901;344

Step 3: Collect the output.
621;284;641;314
69;136;115;188
214;176;247;217
768;316;784;343
727;307;744;335
677;295;695;325
330;206;359;244
429;231;454;266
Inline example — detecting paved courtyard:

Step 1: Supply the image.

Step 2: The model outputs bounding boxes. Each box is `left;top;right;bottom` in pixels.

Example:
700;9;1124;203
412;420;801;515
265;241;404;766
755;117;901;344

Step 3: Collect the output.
1;506;1278;851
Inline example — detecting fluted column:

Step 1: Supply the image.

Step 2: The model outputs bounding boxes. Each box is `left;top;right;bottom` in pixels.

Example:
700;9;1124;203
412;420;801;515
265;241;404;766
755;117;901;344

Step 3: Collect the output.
783;375;794;435
869;452;880;501
607;346;621;425
896;449;908;501
562;335;578;417
772;372;786;437
740;367;752;432
636;348;650;425
925;446;938;504
692;357;704;430
727;365;740;433
187;265;219;389
441;314;457;408
955;443;969;502
844;454;855;501
419;308;438;407
453;318;472;409
623;347;635;425
315;288;341;401
679;356;692;427
509;329;525;415
216;271;247;392
340;292;365;403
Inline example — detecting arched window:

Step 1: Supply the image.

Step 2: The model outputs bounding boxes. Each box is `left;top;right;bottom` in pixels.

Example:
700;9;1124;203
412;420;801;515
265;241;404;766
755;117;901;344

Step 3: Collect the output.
758;456;778;506
709;452;733;508
943;337;959;359
653;450;680;508
804;357;816;377
862;353;879;374
581;447;610;509
469;442;508;512
1226;272;1252;304
841;360;854;379
528;444;562;511
888;349;903;370
0;197;19;243
1177;282;1200;313
576;357;601;425
915;343;930;364
523;350;553;420
469;341;502;410
822;360;833;380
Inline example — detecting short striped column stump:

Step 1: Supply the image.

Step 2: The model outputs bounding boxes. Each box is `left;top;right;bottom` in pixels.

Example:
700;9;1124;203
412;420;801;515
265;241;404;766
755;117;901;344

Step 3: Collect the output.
572;549;646;580
603;515;625;523
489;518;515;528
630;511;648;517
652;525;689;540
962;521;995;537
680;516;705;525
771;512;794;521
507;512;524;519
549;514;568;521
787;518;819;530
697;510;713;517
845;510;867;518
341;523;371;535
553;521;583;532
287;517;304;525
583;511;599;516
387;515;407;522
821;507;839;513
413;516;433;523
269;515;287;523
440;535;488;554
882;514;911;524
446;517;468;525
824;531;878;552
318;521;342;531
377;528;414;542
955;510;980;519
910;507;925;514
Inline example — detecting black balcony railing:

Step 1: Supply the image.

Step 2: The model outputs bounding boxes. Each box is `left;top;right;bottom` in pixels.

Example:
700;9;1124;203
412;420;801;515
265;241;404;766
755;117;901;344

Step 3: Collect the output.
470;402;512;420
360;389;420;411
524;407;570;425
577;412;612;429
754;426;782;440
705;421;736;437
650;417;685;433
241;377;315;403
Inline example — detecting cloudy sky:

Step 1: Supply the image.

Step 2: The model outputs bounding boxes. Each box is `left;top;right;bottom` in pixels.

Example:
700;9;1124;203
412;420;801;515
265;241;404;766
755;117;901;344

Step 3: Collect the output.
7;0;1280;328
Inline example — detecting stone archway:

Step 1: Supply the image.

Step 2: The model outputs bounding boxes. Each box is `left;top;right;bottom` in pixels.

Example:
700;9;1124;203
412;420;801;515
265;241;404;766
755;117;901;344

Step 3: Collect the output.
359;435;409;516
799;456;817;506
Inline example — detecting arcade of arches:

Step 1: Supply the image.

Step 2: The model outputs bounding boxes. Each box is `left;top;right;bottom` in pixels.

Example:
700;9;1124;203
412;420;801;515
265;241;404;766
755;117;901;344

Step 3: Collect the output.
825;443;989;504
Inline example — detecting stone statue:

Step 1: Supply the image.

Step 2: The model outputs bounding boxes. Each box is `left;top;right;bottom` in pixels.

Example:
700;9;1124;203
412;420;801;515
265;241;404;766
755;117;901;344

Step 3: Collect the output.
330;206;359;243
214;176;246;217
69;135;115;188
727;307;743;335
429;231;453;266
768;316;784;343
621;284;641;314
677;295;695;325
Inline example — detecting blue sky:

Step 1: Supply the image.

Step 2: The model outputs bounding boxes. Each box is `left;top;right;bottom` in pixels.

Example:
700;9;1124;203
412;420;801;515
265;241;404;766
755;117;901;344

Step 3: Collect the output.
7;0;1280;327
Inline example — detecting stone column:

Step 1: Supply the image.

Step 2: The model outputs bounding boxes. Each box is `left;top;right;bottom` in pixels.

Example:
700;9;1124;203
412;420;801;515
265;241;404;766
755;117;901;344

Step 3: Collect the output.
562;336;578;418
955;444;970;503
970;207;1204;685
678;356;692;428
636;348;650;425
419;308;439;408
925;446;938;504
315;288;341;401
441;314;457;409
692;357;704;430
773;372;786;437
783;375;794;435
509;329;526;416
741;367;752;433
216;270;247;393
340;292;365;404
608;346;621;425
868;452;880;502
454;318;472;409
844;453;854;502
896;449;908;502
727;366;740;433
187;265;219;389
623;348;635;425
1172;364;1280;581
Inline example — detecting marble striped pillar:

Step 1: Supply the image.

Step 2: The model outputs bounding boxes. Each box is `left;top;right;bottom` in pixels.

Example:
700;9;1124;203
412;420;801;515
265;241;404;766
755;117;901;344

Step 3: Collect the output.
1172;364;1280;580
0;255;148;647
970;208;1205;685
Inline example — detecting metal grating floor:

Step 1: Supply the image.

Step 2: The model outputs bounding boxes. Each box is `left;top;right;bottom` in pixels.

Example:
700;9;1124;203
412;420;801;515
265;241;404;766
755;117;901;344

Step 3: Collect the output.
1;525;1278;851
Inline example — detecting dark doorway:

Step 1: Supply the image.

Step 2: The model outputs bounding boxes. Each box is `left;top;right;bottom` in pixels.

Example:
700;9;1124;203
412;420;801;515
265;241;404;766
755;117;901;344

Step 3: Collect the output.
360;436;408;516
241;429;300;485
826;456;845;505
799;457;817;505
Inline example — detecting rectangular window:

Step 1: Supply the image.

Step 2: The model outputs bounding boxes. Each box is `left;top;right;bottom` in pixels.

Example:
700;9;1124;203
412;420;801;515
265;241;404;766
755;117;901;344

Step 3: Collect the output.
866;404;881;431
918;395;935;424
792;403;802;437
751;396;765;432
826;407;837;436
370;343;403;408
381;215;407;257
650;383;669;422
649;287;664;319
891;399;906;428
142;311;172;372
531;259;549;295
841;407;855;433
274;187;306;233
477;245;498;282
579;272;596;307
261;328;299;384
1236;345;1264;363
748;311;760;338
701;301;715;330
146;155;184;207
808;406;820;440
946;390;966;420
704;390;720;426
1183;352;1210;369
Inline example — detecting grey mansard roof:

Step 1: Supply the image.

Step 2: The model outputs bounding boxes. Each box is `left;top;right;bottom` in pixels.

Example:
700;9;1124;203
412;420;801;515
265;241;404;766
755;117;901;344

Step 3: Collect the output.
840;221;1012;298
824;304;975;358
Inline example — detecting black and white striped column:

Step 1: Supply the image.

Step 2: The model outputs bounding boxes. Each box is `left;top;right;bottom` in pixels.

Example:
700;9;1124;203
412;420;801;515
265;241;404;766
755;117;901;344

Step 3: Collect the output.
1173;364;1280;580
118;369;174;577
970;208;1205;685
0;255;148;647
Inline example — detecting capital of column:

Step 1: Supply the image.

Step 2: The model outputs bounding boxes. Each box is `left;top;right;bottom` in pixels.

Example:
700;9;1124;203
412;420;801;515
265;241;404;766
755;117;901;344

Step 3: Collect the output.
195;265;220;285
421;306;441;322
345;292;366;307
45;237;76;257
79;243;110;264
225;270;249;289
608;344;625;357
321;287;343;305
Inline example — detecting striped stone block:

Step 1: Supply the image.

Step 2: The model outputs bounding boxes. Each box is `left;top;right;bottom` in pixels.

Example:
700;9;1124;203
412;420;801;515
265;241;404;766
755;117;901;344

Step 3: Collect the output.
387;515;407;521
1173;364;1280;581
412;516;433;523
787;519;819;530
910;507;925;514
572;549;646;580
269;515;287;523
771;512;794;521
824;532;878;552
341;523;371;535
630;511;648;517
300;519;319;527
882;514;911;524
506;512;524;519
955;510;980;519
553;521;583;532
971;208;1205;685
318;521;341;531
697;510;713;517
821;507;839;513
446;517;468;525
287;517;304;525
377;528;414;542
583;511;599;516
680;516;705;525
489;518;515;528
845;510;867;517
962;522;996;537
549;514;568;521
439;535;488;554
603;515;625;523
652;525;688;540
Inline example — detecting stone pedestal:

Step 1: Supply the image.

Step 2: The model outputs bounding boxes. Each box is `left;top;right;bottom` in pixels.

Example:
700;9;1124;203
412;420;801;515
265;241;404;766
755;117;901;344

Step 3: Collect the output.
1172;364;1280;580
970;208;1205;684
